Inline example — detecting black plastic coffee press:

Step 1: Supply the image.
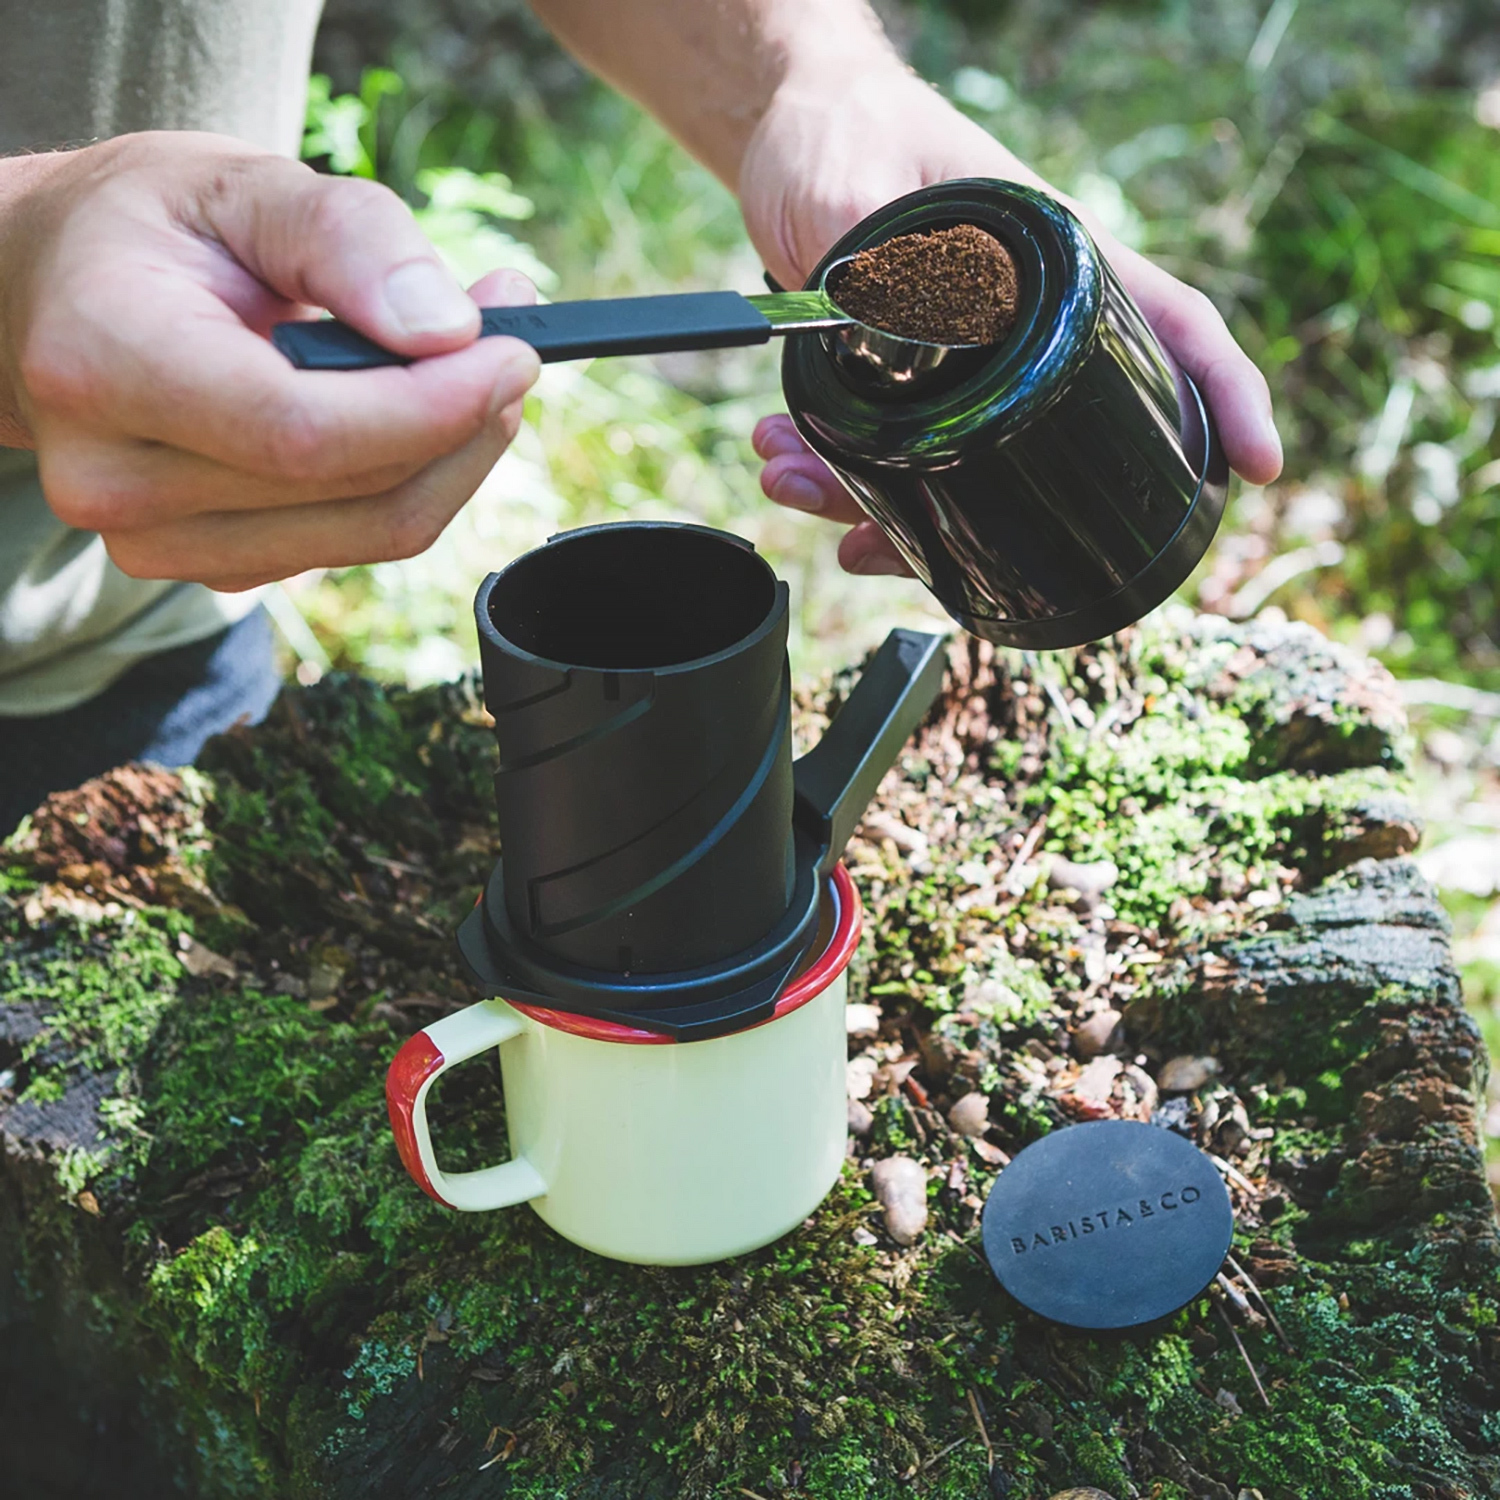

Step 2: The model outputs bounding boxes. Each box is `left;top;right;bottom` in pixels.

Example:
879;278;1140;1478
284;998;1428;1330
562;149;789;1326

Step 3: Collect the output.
271;178;1228;652
457;521;947;1041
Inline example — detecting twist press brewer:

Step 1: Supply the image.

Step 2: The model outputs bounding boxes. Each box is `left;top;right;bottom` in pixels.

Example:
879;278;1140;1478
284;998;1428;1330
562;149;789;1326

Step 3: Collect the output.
386;522;949;1263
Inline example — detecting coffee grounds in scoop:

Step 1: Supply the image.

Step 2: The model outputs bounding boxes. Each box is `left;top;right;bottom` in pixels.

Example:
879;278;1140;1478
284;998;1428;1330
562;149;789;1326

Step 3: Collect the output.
830;224;1020;346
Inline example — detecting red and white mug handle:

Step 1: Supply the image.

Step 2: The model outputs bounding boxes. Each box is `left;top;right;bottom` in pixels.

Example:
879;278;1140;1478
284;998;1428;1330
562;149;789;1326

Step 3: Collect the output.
385;1000;547;1212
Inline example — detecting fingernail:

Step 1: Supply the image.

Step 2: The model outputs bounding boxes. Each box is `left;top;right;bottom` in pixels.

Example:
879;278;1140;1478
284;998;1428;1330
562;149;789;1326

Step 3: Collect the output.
488;344;541;419
771;475;827;513
1259;405;1283;467
493;269;537;307
384;260;477;337
847;551;907;576
754;419;798;459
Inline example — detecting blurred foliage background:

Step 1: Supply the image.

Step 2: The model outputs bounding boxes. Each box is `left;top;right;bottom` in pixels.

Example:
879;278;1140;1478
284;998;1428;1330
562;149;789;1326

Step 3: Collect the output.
283;0;1500;1182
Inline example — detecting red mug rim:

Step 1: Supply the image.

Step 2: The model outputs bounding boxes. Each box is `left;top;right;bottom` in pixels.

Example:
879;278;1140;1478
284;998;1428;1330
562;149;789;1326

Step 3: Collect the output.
507;862;862;1044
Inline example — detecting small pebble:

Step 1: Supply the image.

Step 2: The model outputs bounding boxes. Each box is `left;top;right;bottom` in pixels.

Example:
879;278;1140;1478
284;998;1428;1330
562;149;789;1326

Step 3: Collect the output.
1158;1055;1220;1092
1072;1007;1123;1059
847;1098;874;1136
1073;1054;1124;1105
1046;856;1119;901
1080;931;1109;985
870;1156;928;1246
859;810;928;854
177;934;237;980
847;1055;879;1100
844;1002;881;1038
947;1090;990;1137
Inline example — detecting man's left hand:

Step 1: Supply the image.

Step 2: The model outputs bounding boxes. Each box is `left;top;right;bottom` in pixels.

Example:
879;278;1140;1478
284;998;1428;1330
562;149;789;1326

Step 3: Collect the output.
737;64;1282;577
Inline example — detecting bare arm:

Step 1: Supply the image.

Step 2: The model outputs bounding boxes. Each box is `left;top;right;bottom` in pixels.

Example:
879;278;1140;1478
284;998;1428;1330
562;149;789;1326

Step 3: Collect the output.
527;0;895;190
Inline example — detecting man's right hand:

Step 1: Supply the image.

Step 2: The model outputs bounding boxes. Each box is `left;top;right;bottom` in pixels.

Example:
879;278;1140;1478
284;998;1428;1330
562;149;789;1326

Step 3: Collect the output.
0;132;540;591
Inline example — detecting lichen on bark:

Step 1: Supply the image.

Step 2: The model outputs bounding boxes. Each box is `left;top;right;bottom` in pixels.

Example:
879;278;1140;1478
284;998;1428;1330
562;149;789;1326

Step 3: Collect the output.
1;614;1496;1499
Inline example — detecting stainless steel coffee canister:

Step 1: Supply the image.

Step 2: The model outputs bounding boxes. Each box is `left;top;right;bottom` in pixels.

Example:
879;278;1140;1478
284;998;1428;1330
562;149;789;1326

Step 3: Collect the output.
779;178;1230;650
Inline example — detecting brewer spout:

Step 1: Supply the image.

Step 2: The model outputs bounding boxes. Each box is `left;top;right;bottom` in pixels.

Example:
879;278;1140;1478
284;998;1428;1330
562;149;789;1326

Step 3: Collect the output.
793;629;949;875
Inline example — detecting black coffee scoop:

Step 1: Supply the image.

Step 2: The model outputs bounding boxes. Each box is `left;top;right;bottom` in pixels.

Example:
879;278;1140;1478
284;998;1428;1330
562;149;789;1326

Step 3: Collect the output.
981;1120;1234;1330
457;521;948;1041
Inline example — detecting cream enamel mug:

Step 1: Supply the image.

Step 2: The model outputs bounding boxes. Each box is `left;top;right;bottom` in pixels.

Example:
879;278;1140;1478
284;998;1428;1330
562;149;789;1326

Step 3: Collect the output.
386;865;860;1265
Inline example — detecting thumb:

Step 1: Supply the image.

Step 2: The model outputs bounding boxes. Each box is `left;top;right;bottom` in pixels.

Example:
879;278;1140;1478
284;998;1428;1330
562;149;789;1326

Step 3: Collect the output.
196;156;480;358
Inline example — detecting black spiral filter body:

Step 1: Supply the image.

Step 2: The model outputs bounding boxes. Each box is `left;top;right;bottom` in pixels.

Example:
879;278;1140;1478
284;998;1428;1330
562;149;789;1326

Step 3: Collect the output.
458;522;947;1041
781;179;1231;650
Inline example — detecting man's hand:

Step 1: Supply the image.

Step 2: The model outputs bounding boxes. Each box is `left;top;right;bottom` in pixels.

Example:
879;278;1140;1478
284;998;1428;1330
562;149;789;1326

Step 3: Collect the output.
738;62;1284;576
0;132;540;591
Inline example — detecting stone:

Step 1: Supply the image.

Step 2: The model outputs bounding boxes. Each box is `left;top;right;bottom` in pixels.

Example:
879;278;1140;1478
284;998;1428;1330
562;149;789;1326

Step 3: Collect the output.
846;1098;874;1136
858;809;928;855
846;1055;879;1100
844;1002;881;1037
176;935;236;980
1118;1063;1158;1122
971;1139;1009;1167
306;944;351;1003
1045;856;1119;902
1072;1008;1123;1059
1072;1055;1124;1105
870;1156;928;1246
946;1090;990;1137
1158;1055;1220;1093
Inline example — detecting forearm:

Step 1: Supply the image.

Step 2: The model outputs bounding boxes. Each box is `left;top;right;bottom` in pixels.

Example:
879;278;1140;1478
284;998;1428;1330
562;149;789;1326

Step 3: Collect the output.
526;0;900;186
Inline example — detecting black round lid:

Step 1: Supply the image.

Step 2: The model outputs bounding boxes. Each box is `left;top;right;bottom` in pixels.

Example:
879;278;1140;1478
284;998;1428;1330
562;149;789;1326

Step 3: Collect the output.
981;1120;1234;1330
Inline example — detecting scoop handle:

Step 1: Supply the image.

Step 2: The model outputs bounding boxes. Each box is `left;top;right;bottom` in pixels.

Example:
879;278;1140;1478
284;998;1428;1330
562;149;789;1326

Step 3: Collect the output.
271;291;774;371
793;629;949;875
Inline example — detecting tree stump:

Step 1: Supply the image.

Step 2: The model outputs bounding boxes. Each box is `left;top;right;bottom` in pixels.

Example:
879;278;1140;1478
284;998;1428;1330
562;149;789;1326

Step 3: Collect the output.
2;613;1496;1500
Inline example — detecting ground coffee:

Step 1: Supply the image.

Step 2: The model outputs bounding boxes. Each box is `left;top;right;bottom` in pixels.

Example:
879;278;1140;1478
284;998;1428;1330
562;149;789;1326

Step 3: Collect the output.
830;224;1020;345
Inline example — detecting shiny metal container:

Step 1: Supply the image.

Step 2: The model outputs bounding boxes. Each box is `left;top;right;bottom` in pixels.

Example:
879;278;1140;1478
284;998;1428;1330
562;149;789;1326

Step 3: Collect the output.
780;179;1230;649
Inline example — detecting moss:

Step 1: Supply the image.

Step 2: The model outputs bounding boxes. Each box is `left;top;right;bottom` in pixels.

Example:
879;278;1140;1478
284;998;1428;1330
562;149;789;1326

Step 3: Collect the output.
7;913;183;1090
1024;670;1415;930
1137;1283;1484;1498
